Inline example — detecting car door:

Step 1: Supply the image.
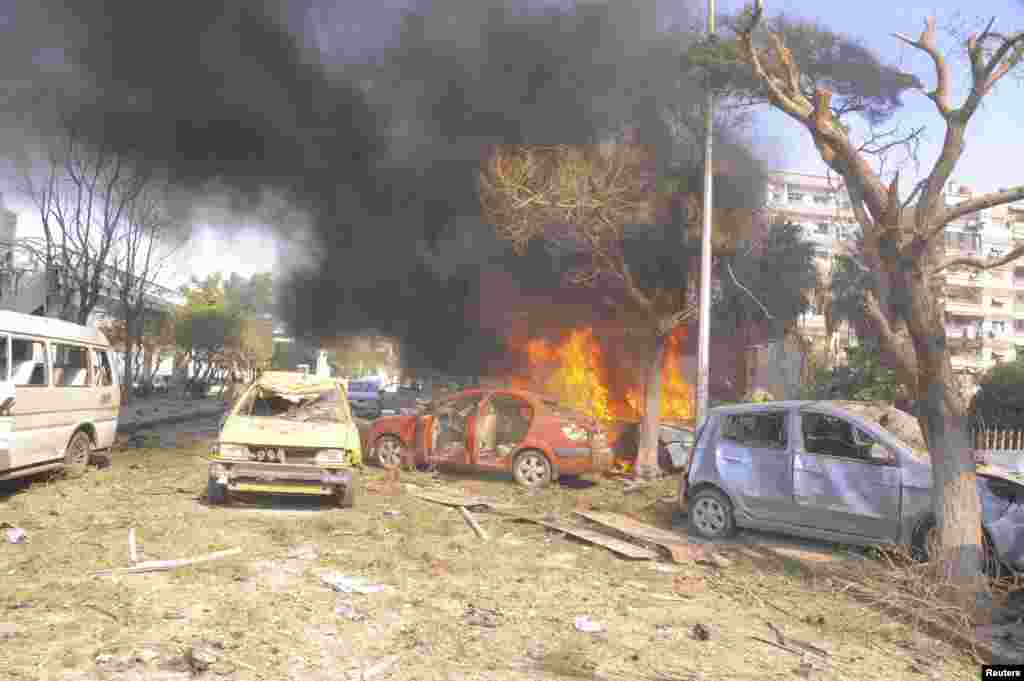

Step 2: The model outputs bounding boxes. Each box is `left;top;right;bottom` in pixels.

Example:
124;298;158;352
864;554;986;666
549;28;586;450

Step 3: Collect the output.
473;392;533;469
793;410;901;540
716;410;796;522
428;392;484;466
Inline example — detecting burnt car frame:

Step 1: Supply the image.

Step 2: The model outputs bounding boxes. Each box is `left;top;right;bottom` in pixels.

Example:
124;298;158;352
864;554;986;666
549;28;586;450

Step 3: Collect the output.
362;387;613;487
608;419;696;473
208;372;363;507
679;400;1024;574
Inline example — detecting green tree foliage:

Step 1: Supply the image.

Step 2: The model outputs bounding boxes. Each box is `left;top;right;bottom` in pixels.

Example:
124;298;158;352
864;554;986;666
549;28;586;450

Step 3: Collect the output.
715;220;818;337
802;340;901;402
969;361;1024;429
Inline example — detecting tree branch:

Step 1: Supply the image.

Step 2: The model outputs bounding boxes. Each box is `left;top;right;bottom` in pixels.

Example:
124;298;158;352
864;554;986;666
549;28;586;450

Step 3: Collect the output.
892;18;952;116
931;242;1024;275
932;185;1024;231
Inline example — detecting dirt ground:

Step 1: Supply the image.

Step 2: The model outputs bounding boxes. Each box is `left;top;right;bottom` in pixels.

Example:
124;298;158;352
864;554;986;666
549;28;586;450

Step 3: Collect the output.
0;437;988;681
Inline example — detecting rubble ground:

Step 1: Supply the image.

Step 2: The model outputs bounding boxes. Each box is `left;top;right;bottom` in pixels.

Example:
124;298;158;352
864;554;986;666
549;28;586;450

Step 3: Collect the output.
0;436;986;681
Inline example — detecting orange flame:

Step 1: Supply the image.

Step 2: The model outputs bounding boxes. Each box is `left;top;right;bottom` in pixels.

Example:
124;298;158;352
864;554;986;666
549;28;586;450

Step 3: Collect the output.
506;325;693;423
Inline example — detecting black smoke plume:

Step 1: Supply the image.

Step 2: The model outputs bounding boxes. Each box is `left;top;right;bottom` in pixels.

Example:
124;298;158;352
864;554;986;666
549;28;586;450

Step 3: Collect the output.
3;0;766;375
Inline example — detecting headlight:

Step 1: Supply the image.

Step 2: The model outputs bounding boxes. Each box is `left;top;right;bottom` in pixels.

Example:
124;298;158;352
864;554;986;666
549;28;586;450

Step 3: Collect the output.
217;443;250;460
315;449;347;465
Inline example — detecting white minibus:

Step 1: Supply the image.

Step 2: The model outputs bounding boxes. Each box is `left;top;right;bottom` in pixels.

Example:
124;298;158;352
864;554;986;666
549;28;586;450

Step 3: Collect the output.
0;310;120;481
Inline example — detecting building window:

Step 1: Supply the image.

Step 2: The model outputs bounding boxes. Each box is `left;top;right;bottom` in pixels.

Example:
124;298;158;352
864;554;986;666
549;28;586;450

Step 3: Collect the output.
787;191;804;203
813;194;831;206
992;321;1007;335
816;222;831;235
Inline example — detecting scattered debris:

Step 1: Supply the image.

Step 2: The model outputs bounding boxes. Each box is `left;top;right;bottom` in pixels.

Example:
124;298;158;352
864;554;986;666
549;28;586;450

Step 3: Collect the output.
287;544;319;560
0;622;19;640
574;615;604;633
3;525;26;544
622;480;645;494
92;547;242;576
696;551;733;569
465;604;502;628
128;528;138;564
184;645;215;675
382;509;403;518
335;602;369;622
319;572;386;594
691;623;711;641
672;574;706;596
653;564;680;574
362;655;399;680
458;506;490;541
668;544;707;563
512;516;658;560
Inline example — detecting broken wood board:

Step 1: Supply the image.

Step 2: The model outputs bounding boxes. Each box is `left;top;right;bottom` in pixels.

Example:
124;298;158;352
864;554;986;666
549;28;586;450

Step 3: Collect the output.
405;485;527;515
92;547;242;576
512;516;658;560
573;510;693;555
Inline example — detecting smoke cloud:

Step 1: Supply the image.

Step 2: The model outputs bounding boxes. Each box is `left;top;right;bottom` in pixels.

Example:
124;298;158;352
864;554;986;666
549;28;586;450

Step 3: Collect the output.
1;0;767;375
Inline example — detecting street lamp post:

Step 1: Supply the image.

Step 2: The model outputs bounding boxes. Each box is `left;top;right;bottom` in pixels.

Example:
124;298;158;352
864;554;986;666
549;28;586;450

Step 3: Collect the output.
695;0;716;429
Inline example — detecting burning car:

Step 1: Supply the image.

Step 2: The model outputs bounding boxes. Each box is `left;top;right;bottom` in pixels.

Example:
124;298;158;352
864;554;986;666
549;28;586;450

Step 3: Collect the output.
207;371;363;507
607;419;696;474
680;400;1024;574
362;387;613;487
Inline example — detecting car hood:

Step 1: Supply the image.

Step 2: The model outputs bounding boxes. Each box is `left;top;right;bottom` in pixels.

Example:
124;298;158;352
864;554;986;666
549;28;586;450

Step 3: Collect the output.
221;415;361;452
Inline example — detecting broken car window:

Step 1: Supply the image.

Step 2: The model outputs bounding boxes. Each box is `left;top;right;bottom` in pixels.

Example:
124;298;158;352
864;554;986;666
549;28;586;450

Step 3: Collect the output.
721;412;788;450
247;387;350;423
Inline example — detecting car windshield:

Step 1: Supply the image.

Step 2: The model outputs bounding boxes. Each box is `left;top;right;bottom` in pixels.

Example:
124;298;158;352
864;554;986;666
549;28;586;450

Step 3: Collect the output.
349;382;377;393
241;386;352;423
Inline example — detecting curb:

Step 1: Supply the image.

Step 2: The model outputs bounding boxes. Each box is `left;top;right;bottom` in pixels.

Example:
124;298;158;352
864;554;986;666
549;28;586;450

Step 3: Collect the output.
117;405;227;434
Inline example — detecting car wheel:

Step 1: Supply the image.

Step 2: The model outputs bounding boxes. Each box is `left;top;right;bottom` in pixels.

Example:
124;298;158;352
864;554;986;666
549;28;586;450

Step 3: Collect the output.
513;450;552;488
207;477;228;506
63;430;92;479
337;473;361;508
687;487;736;540
374;435;404;468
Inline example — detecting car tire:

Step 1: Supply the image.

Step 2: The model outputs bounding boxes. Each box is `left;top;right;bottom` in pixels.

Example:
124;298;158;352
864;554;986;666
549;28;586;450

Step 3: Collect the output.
687;487;736;540
63;430;92;479
374;435;404;468
513;450;553;488
337;473;361;509
207;477;228;506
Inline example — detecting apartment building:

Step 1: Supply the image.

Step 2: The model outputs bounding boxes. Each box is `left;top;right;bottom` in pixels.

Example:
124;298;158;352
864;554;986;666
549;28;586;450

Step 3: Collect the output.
766;170;1024;390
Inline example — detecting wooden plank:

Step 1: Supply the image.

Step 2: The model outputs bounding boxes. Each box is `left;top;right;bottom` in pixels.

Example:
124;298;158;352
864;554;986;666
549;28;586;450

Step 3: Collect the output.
92;547;242;576
459;506;490;541
573;510;690;550
513;516;658;560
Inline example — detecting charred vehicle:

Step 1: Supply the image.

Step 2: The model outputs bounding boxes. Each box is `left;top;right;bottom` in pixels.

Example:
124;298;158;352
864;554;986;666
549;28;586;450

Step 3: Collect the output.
607;419;696;474
362;388;613;487
208;372;362;507
680;400;1024;574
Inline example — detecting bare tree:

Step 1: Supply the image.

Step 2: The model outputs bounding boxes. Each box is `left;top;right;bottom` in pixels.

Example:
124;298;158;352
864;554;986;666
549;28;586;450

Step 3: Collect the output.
17;127;149;324
480;141;754;478
108;180;189;402
732;0;1024;595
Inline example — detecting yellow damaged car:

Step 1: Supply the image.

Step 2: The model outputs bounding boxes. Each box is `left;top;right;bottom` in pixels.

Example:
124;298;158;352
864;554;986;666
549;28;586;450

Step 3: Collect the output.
207;371;363;507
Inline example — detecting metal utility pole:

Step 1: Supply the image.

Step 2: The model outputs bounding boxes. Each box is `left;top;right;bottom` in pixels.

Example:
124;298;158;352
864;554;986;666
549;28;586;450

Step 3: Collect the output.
695;0;715;429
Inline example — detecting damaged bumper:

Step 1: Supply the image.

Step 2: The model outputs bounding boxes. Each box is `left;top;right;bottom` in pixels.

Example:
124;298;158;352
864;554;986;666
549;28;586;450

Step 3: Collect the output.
209;460;353;496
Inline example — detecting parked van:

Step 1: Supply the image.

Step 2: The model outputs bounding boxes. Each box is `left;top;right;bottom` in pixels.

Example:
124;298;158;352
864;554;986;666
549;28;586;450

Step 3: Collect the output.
0;310;120;482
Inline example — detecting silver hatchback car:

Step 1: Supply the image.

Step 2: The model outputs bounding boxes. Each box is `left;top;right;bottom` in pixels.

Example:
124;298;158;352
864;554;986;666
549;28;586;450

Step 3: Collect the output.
679;400;1024;573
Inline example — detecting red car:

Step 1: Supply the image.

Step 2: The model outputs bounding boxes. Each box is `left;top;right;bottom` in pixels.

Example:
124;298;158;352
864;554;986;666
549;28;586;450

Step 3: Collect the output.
361;388;614;487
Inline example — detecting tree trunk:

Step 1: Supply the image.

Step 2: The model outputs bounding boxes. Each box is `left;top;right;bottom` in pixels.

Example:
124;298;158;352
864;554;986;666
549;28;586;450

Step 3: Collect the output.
903;260;988;612
634;331;667;480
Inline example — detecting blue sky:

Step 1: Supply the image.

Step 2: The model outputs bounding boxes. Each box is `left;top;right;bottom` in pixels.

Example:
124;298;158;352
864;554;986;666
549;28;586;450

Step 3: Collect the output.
712;0;1024;193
